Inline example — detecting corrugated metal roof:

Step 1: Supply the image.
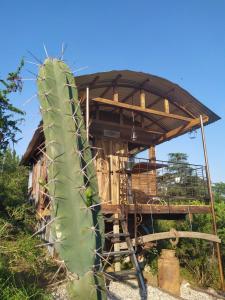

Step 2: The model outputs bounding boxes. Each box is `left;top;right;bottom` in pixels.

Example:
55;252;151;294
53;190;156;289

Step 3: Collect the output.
21;69;220;165
76;70;220;125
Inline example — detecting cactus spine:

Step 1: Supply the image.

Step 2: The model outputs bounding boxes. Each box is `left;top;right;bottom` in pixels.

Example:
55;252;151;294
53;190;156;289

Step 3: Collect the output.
37;58;106;299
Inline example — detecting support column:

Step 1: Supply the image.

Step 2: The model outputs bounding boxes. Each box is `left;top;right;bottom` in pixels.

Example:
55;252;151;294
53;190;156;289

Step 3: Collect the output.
200;115;224;290
109;137;121;272
164;98;170;114
113;215;121;271
149;145;157;197
140;90;146;108
148;145;156;162
86;87;89;142
113;87;119;102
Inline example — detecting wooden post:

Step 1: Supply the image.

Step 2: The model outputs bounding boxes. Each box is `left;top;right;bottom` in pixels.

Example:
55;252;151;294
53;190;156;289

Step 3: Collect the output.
164;98;170;113
200;115;224;290
109;140;121;271
140;90;146;128
113;215;121;271
149;145;156;162
140;90;146;108
86;87;89;142
149;145;157;197
113;87;119;102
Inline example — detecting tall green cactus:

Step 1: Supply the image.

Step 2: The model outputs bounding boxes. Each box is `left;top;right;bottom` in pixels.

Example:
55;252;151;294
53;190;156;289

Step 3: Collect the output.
37;58;106;299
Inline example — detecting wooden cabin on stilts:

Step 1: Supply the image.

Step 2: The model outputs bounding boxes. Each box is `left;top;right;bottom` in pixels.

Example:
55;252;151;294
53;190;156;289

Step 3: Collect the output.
21;70;224;292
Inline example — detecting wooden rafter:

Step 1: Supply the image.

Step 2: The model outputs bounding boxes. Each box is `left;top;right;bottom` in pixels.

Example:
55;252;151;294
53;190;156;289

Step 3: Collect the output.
80;75;100;102
147;89;196;119
172;101;197;118
139;112;168;132
122;78;150;103
143;105;195;131
91;97;193;122
154;115;209;145
100;74;122;98
91;119;163;135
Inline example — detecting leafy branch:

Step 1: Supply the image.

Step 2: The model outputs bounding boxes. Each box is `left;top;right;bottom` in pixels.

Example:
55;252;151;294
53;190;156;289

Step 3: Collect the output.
0;59;25;153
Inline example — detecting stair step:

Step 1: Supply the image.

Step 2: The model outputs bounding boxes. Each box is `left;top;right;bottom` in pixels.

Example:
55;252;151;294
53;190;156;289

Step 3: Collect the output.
102;250;135;257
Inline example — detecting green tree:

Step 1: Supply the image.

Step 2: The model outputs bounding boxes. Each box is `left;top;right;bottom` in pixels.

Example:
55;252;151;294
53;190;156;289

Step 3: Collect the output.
0;60;24;154
0;148;56;299
0;149;28;210
149;153;224;288
158;152;207;201
213;182;225;200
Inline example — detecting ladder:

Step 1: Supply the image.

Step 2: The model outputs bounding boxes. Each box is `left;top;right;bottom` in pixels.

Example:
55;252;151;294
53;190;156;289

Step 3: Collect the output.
103;210;147;298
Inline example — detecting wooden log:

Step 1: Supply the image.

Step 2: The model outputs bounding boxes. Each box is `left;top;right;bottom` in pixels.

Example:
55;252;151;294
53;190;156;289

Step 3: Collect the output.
155;116;209;144
164;99;170;113
119;231;221;249
140;91;146;108
92;97;193;122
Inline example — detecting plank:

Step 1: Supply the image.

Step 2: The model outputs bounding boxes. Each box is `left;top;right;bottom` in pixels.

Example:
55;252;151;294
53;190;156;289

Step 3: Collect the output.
92;97;193;122
91;119;163;135
101;204;211;214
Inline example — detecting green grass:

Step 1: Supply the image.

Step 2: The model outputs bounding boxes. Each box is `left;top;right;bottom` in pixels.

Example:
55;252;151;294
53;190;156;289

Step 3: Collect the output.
0;203;65;300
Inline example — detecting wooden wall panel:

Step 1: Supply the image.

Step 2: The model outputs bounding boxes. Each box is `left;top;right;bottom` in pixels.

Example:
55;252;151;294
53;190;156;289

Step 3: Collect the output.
94;137;128;204
132;171;157;203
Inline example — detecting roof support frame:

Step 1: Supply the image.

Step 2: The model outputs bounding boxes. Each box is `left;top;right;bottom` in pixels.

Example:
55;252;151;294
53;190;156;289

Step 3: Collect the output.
153;115;209;145
100;74;122;98
91;97;194;122
121;78;150;103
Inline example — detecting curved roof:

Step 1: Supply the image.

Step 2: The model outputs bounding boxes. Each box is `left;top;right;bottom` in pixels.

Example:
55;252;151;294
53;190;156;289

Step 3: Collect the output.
76;69;220;126
21;69;220;165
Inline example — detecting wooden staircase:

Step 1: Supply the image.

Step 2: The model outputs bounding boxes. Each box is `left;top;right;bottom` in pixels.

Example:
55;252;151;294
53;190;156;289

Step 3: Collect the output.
103;211;147;298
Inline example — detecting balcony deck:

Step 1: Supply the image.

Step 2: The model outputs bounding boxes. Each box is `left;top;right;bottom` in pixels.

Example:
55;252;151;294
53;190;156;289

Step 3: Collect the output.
100;157;211;216
101;203;211;215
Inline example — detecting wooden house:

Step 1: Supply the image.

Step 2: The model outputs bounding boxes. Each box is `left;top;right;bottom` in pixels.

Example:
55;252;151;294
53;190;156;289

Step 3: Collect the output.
21;69;224;285
21;70;219;216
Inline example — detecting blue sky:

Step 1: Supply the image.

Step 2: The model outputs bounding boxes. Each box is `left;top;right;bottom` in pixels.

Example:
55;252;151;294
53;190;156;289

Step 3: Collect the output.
1;0;225;182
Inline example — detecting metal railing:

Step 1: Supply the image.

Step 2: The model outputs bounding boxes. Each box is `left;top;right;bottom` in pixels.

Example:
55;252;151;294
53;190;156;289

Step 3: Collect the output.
118;156;209;205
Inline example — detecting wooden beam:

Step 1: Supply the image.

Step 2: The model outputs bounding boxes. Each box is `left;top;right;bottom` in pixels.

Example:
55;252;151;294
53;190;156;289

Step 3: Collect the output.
122;78;150;103
148;145;156;162
140;90;146;108
146;88;196;119
80;75;100;102
92;97;193;122
147;88;174;109
91;119;163;135
171;101;196;118
101;204;211;214
138;112;168;132
119;231;221;249
100;74;122;98
113;87;119;102
154;116;209;144
164;99;169;113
